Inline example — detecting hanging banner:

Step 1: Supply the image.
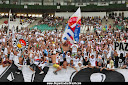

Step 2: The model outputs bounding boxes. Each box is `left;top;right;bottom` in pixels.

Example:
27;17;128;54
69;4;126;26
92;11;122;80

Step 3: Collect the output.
114;42;128;52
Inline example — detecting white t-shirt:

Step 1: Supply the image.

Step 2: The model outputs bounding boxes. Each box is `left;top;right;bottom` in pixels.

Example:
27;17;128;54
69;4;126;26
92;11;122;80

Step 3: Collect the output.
4;48;8;55
79;57;83;64
30;52;33;58
73;58;79;67
2;38;5;43
0;39;2;42
80;41;84;44
56;55;60;64
34;56;40;65
89;58;96;66
9;52;14;60
66;55;72;63
71;44;78;53
58;47;61;52
107;51;111;58
60;54;64;62
17;51;22;57
84;48;87;58
3;57;6;62
39;51;43;59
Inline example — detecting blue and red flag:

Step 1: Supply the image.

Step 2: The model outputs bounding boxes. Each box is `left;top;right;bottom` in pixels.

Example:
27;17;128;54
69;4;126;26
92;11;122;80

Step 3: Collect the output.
62;7;81;45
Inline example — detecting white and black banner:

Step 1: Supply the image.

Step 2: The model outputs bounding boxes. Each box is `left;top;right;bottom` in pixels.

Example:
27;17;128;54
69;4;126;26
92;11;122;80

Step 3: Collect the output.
114;42;128;52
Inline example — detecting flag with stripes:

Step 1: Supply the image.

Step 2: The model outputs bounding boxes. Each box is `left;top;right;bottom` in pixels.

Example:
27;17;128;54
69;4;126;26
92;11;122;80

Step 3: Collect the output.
62;7;81;45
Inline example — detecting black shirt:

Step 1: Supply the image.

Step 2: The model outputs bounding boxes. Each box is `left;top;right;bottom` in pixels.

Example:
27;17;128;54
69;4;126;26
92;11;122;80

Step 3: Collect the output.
83;59;89;66
0;58;2;63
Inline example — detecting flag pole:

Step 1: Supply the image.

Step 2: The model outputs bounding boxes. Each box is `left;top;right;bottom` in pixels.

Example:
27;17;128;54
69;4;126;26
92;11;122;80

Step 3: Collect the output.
7;9;11;38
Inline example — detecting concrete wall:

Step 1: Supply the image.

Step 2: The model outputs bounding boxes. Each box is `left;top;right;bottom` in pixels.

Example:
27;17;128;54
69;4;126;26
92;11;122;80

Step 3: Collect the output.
55;12;106;19
113;11;128;17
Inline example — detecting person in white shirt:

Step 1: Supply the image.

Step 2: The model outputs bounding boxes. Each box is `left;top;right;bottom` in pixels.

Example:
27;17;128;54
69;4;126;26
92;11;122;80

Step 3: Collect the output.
34;53;40;66
4;46;8;56
78;53;83;68
66;52;72;65
71;41;78;57
9;50;14;63
89;55;96;66
83;48;87;58
14;51;23;75
59;54;64;66
38;57;46;74
56;54;60;65
73;56;79;67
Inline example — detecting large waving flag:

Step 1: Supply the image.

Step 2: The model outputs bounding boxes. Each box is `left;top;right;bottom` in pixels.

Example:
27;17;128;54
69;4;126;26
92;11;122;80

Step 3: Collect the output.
62;7;81;45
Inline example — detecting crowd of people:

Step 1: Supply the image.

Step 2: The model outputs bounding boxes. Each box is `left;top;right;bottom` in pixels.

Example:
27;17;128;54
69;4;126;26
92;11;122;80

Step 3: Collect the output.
38;16;64;28
0;15;127;76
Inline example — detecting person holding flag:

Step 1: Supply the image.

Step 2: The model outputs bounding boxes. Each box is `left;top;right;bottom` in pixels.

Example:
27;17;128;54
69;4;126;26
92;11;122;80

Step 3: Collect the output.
62;7;81;55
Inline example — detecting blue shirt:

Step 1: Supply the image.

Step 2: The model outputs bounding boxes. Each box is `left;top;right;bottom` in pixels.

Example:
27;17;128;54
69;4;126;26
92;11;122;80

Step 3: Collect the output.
44;49;48;56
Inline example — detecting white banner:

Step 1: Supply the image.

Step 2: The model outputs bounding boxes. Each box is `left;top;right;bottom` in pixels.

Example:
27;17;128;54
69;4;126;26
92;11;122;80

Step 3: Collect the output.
114;42;128;52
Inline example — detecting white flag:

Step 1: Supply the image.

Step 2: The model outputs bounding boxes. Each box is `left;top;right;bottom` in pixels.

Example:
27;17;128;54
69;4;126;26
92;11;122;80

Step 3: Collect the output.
7;9;11;37
62;7;81;45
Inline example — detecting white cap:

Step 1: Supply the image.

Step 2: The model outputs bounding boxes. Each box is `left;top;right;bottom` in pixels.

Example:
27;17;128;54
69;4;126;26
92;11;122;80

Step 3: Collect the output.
53;51;56;54
74;41;77;44
78;61;82;64
53;44;55;47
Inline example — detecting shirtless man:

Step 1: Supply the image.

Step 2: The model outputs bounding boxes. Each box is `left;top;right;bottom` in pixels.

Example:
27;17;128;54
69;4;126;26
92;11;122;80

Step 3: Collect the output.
52;51;62;75
62;40;70;52
61;58;68;69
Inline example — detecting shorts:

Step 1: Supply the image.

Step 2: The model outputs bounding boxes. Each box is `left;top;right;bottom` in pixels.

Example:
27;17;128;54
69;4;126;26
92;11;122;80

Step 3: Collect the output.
60;62;63;66
49;61;52;63
53;64;60;68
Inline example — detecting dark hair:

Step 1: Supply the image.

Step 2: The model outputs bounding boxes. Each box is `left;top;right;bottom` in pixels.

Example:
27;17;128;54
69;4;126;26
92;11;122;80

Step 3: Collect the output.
41;57;44;60
64;58;66;61
30;47;32;49
44;53;47;56
107;60;109;64
102;58;104;61
120;53;123;59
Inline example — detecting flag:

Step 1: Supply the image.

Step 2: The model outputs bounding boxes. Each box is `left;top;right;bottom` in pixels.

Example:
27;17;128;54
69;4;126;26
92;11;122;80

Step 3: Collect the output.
7;9;11;37
62;7;81;45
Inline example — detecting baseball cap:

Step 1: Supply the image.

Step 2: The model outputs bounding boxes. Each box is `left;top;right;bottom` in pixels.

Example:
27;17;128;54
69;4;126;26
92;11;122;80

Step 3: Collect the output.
53;51;56;55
